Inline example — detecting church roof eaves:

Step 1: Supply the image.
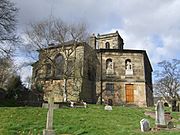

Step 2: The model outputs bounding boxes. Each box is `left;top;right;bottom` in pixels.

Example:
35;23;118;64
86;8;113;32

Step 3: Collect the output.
38;40;86;51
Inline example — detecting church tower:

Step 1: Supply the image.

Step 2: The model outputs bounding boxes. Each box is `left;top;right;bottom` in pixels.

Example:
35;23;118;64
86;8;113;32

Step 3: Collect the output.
89;31;124;50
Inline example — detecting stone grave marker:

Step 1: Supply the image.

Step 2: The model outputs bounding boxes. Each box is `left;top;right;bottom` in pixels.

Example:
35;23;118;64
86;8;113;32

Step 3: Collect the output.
172;99;177;112
140;119;150;132
155;100;166;127
177;101;180;112
167;121;174;129
104;105;112;111
43;94;55;135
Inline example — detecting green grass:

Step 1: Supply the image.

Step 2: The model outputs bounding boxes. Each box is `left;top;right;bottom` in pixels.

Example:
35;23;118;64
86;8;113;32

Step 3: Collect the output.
0;105;179;135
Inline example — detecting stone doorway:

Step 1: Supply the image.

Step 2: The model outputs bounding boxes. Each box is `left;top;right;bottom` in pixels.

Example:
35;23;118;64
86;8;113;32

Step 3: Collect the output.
125;84;134;103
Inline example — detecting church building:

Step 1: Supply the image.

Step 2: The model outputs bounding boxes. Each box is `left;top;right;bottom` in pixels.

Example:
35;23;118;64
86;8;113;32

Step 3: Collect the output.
31;31;153;107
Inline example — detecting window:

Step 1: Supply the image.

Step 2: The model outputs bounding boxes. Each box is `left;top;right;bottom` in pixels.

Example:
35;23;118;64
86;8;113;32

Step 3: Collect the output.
106;83;114;94
125;59;132;70
55;54;64;77
125;59;133;75
106;59;112;69
106;58;114;74
105;42;110;49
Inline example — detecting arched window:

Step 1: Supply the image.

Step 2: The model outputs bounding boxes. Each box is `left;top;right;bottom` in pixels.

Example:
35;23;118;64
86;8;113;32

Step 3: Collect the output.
106;58;114;74
106;59;112;69
55;54;64;77
125;59;132;70
125;59;133;75
105;42;110;49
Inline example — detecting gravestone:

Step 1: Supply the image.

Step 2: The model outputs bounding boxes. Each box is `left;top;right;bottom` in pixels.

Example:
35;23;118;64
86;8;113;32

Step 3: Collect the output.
167;121;174;129
172;99;177;112
70;101;74;108
104;105;112;111
155;100;166;127
140;119;150;132
83;102;87;108
108;99;113;106
43;95;55;135
177;101;180;112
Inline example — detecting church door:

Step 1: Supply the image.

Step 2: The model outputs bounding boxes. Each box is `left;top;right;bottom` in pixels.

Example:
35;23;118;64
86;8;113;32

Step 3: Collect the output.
125;84;134;103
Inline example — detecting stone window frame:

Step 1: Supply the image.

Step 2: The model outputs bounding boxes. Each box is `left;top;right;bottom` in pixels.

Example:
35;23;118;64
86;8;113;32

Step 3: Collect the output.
125;59;132;70
106;58;112;69
105;42;110;49
106;58;115;75
106;83;114;94
125;59;133;76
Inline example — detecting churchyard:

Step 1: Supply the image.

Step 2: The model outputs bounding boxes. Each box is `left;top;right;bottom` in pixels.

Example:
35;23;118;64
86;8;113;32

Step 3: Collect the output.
0;105;179;135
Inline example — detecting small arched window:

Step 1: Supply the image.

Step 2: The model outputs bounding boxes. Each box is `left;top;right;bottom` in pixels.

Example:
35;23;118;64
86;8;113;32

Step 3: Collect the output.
106;59;112;69
55;54;64;77
125;59;132;70
125;59;133;75
106;58;114;74
105;42;110;49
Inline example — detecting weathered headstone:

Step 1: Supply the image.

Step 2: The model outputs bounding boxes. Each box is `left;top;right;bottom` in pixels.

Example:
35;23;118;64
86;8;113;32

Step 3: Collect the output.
155;100;166;127
83;102;87;108
43;95;55;135
70;101;74;108
167;121;174;129
172;99;177;112
108;99;113;106
177;101;180;112
140;119;150;132
104;105;112;111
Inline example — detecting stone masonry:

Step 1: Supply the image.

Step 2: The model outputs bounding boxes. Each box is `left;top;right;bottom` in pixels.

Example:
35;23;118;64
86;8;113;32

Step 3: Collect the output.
32;31;153;107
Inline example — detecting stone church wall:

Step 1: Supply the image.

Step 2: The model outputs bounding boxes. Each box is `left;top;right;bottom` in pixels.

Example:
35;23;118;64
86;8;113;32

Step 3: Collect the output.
96;50;152;106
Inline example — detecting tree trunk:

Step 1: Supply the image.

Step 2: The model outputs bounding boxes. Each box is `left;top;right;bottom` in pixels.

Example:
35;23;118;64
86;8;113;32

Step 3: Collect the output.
63;78;67;102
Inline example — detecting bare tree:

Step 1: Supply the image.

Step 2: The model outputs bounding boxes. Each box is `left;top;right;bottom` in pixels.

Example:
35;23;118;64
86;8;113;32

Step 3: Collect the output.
0;0;19;57
154;59;180;102
25;18;88;102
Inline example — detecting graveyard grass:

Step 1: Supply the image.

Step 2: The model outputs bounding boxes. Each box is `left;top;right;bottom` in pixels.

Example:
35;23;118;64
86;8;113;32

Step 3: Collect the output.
0;105;179;135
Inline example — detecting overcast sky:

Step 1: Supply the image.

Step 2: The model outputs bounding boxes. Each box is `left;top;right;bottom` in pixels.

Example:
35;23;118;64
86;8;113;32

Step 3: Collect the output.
12;0;180;82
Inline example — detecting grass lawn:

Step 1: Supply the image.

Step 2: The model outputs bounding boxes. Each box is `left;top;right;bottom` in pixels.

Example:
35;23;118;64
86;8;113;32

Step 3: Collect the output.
0;105;179;135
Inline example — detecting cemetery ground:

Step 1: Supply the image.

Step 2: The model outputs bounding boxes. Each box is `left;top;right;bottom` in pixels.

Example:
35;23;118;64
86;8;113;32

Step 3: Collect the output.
0;105;179;135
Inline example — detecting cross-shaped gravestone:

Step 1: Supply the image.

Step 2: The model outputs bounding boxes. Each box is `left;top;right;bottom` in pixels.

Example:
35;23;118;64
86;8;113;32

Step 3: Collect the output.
43;93;55;135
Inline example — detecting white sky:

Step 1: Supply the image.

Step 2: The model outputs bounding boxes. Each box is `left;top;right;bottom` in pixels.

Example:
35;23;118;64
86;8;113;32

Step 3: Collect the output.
12;0;180;83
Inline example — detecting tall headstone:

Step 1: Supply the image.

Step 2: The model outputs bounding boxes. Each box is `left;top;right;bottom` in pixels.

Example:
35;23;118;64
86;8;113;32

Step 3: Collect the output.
177;101;180;112
140;119;150;132
172;99;177;112
155;100;166;127
43;94;55;135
